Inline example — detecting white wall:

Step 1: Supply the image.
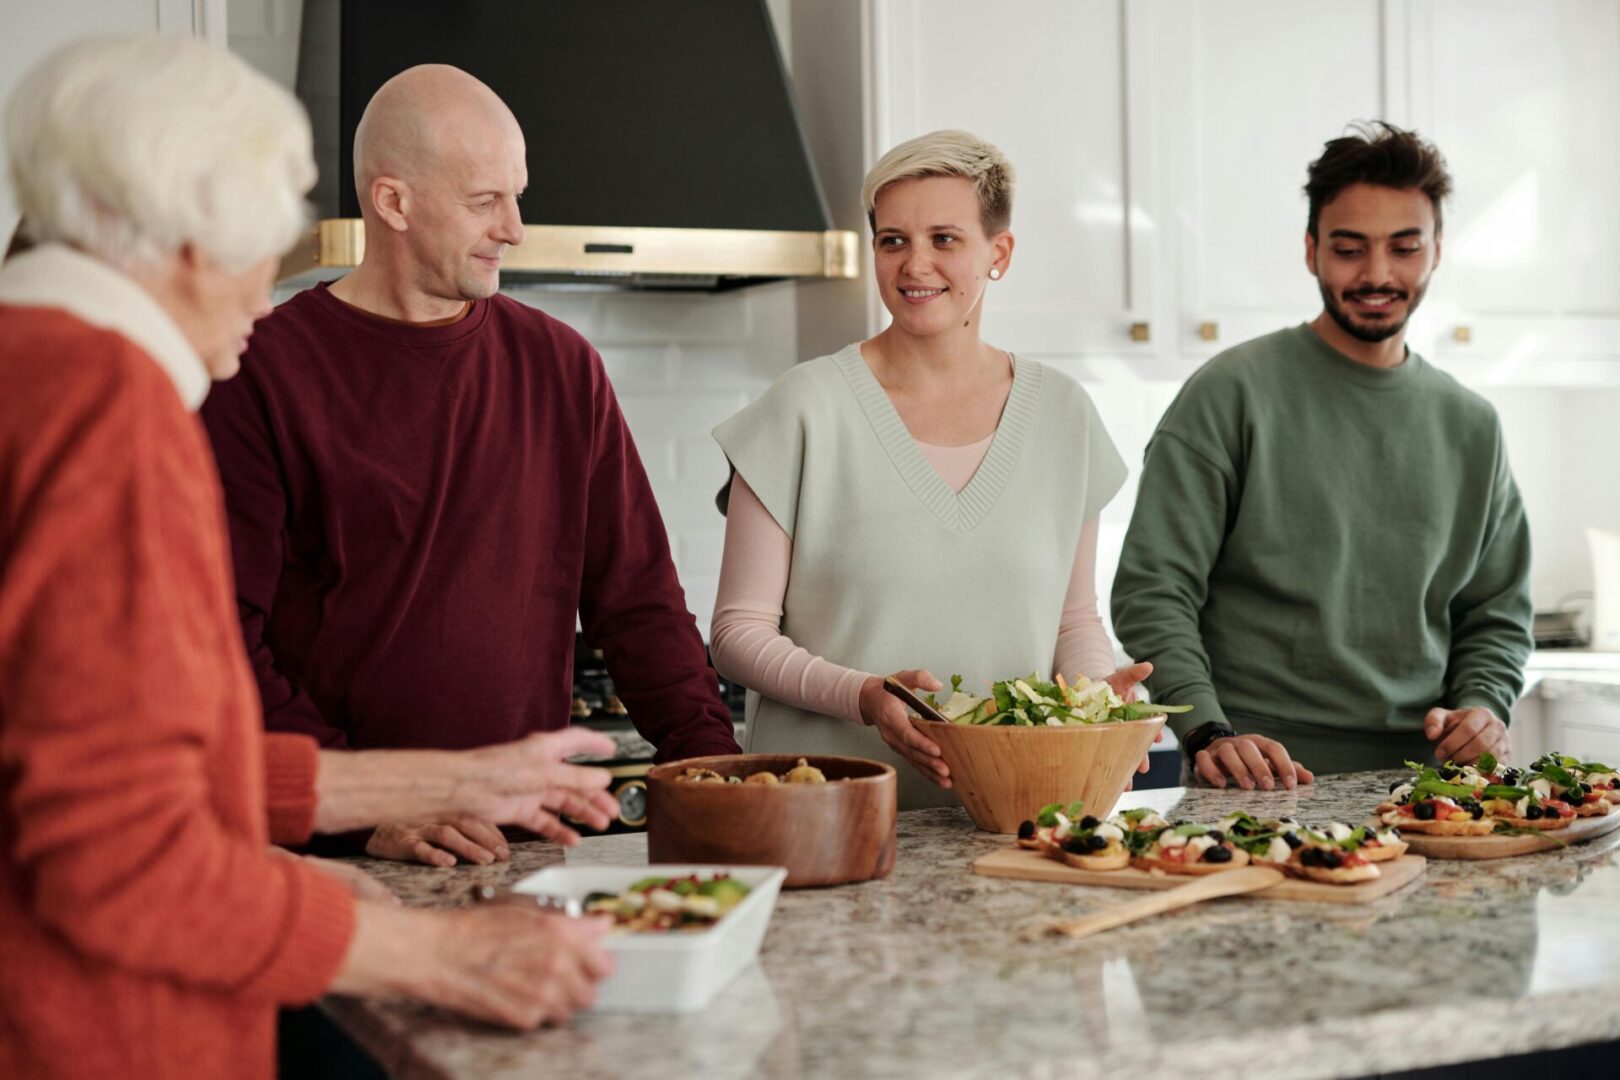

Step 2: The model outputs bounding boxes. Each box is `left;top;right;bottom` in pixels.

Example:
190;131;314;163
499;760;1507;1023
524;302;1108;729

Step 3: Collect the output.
0;0;204;237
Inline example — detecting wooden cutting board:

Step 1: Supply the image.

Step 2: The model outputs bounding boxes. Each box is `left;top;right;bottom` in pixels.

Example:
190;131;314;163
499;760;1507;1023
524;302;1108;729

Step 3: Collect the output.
1385;808;1620;860
972;845;1425;904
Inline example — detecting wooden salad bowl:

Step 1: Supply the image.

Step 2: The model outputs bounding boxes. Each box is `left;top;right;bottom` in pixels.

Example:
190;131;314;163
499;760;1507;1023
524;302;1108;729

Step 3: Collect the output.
915;716;1166;834
646;754;898;888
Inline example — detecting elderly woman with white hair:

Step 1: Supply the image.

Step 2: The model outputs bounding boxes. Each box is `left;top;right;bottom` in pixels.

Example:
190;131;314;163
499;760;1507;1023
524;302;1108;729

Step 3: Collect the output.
710;131;1155;809
0;34;622;1079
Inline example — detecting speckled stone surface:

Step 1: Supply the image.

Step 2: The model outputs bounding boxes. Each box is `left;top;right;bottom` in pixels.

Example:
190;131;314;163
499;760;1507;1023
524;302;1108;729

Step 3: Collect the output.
324;770;1620;1080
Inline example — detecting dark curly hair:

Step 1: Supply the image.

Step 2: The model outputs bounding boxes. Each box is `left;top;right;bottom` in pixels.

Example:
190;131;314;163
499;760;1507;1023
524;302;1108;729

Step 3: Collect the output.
1304;122;1452;238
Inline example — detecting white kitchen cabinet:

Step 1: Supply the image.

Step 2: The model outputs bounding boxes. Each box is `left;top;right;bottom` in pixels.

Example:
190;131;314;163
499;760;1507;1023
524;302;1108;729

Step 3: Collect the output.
862;0;1620;384
0;0;223;236
1152;0;1389;357
869;0;1160;357
1544;698;1620;763
1401;0;1620;373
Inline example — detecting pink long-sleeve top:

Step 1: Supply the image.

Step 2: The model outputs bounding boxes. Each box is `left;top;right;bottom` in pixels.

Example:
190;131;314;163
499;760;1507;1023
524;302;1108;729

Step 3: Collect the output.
711;433;1116;723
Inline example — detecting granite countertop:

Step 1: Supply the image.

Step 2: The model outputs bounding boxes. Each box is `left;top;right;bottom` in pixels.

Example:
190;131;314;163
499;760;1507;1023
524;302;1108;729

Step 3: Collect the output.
324;770;1620;1080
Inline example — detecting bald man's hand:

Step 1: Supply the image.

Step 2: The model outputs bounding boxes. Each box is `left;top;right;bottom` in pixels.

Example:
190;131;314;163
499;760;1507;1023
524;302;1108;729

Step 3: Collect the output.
366;817;509;867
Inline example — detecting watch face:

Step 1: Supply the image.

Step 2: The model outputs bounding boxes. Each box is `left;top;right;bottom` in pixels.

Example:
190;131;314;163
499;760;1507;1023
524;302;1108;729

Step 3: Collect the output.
617;780;648;827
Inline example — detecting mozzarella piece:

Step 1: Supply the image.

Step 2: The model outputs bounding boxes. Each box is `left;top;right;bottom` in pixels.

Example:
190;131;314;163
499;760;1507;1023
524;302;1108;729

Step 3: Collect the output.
1327;822;1354;841
1159;831;1188;849
1095;822;1125;842
1185;835;1218;859
1389;783;1414;802
1531;778;1553;799
1262;838;1293;864
1514;797;1530;817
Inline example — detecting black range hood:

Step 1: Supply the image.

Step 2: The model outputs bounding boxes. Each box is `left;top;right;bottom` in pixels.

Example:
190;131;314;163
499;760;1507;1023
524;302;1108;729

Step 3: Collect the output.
280;0;857;290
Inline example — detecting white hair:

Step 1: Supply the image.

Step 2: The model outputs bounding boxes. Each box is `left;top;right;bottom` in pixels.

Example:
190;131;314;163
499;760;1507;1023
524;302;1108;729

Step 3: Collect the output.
5;33;315;271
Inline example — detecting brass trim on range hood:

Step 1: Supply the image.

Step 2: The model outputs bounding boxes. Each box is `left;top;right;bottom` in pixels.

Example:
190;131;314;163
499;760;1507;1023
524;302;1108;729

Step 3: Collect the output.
278;218;860;287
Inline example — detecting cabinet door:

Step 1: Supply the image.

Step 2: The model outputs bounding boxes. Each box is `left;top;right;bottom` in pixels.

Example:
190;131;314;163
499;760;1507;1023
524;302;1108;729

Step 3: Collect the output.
0;1;218;233
870;0;1158;356
1405;0;1620;370
1153;0;1388;357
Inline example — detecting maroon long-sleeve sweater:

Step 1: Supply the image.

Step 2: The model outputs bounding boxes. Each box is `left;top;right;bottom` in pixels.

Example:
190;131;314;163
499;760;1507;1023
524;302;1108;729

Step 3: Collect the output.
200;283;739;761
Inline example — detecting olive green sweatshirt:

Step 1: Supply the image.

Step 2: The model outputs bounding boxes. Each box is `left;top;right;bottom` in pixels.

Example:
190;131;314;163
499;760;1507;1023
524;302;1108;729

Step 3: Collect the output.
1111;324;1533;774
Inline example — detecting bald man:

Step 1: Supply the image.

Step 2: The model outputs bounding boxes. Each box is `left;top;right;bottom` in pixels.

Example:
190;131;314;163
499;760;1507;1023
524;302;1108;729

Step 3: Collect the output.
201;66;741;867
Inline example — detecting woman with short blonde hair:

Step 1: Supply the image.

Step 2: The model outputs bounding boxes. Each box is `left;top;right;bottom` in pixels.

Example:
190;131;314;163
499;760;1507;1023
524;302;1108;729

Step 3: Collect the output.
0;34;619;1079
711;130;1151;809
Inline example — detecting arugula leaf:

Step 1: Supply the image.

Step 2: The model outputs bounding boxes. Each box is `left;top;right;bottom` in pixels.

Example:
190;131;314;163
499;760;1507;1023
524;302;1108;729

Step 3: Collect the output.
950;674;963;695
1036;802;1064;828
1410;777;1477;801
1477;751;1498;775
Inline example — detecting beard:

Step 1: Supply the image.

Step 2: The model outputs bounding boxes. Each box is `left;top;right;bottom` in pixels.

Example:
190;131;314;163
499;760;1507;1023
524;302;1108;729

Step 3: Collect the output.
1318;279;1428;343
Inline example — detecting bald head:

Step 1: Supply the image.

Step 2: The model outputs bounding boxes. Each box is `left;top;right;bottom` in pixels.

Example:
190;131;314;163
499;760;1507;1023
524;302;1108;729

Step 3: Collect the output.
343;64;527;308
353;64;522;197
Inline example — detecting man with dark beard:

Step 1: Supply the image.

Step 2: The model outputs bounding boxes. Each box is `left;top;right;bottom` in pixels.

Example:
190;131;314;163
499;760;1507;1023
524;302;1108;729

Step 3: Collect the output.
1111;123;1532;787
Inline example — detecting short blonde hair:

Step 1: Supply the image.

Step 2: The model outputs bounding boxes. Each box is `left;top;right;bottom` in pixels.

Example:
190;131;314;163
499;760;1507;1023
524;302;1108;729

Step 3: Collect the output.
5;33;315;271
861;130;1015;236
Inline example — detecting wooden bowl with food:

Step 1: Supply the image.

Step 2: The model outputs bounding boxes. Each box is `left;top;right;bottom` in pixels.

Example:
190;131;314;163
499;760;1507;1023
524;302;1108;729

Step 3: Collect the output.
646;754;897;888
921;717;1165;834
898;674;1182;834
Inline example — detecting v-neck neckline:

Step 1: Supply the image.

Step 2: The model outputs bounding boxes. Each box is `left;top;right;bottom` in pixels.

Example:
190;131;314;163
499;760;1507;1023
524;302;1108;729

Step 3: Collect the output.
836;343;1040;533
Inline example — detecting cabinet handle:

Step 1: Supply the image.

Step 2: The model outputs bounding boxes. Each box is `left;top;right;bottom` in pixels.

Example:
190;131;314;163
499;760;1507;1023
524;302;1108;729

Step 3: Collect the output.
1198;321;1219;342
1452;325;1473;344
1129;321;1151;343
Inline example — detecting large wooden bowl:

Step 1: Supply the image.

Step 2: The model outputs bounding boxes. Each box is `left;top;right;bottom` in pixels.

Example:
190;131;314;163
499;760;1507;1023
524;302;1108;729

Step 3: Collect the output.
646;754;897;888
915;717;1165;834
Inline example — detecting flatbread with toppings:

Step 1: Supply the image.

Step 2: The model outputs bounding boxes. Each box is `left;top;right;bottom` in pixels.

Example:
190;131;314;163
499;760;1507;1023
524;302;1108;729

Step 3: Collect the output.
1130;822;1251;876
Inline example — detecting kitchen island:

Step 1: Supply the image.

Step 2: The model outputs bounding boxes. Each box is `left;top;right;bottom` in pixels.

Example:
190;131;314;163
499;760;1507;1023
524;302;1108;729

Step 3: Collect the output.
322;770;1620;1079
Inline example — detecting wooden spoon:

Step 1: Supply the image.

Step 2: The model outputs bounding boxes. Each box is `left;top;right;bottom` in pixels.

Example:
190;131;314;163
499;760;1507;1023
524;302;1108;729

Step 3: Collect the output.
1035;865;1285;940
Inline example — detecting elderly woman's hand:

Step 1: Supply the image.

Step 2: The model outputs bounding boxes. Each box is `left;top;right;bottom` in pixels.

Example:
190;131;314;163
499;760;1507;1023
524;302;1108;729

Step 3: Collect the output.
334;902;615;1030
858;670;951;788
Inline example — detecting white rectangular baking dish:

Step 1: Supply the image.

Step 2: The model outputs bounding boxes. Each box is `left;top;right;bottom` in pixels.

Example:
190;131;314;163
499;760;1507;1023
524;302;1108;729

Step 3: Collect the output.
510;863;787;1013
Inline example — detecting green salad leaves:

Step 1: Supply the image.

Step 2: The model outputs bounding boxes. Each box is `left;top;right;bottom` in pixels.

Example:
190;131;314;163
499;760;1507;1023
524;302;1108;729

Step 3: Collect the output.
925;673;1192;727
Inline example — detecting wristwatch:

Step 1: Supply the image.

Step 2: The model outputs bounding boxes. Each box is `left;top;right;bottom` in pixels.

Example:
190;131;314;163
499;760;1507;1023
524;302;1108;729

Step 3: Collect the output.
1181;720;1237;759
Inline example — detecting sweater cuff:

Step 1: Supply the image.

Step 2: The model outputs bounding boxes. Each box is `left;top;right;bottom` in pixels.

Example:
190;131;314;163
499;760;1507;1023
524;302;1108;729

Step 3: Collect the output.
1170;688;1227;743
653;731;744;763
264;733;322;845
245;857;356;1005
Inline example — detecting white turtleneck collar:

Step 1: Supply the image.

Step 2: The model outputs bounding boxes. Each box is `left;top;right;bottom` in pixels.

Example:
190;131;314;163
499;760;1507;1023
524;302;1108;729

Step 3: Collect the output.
0;243;212;411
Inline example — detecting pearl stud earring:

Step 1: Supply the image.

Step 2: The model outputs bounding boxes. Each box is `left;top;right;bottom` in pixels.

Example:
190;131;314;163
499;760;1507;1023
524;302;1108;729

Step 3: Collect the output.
989;268;1002;280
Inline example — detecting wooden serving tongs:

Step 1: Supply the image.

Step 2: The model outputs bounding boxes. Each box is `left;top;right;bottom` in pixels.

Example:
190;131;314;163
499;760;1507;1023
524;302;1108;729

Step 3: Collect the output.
1031;866;1285;941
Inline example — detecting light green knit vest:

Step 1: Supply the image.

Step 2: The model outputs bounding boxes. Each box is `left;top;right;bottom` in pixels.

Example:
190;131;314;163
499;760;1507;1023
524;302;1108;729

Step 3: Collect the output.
713;343;1126;810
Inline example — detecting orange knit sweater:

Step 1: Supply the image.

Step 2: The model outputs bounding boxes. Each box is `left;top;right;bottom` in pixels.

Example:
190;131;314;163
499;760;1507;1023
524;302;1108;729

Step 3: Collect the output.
0;304;356;1079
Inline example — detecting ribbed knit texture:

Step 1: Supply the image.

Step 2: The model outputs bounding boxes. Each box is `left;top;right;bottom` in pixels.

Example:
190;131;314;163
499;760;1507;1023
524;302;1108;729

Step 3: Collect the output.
715;344;1126;809
0;296;355;1080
